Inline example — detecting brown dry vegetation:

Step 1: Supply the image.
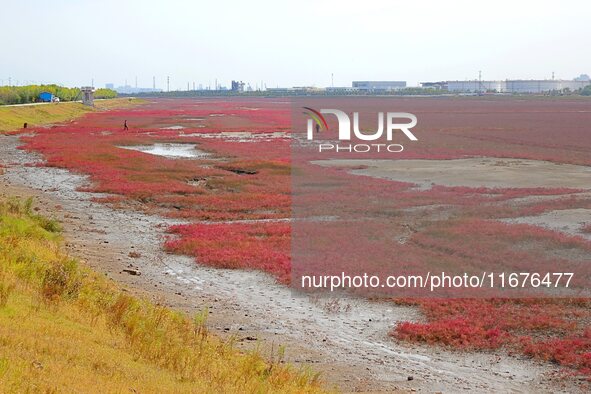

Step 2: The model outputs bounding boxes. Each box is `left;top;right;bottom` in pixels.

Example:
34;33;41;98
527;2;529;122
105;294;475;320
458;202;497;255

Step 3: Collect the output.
0;98;145;132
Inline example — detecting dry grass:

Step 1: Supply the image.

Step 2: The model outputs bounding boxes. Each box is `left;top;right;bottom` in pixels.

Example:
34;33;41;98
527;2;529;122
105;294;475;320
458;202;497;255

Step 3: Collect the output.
94;97;147;111
0;197;325;393
0;98;145;132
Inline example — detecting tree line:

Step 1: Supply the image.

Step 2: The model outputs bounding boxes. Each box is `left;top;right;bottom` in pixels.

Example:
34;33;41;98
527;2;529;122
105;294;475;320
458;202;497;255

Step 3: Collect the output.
0;85;117;105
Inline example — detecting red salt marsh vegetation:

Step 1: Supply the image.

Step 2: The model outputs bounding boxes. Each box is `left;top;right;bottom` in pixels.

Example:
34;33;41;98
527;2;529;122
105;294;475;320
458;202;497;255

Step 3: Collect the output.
15;96;591;378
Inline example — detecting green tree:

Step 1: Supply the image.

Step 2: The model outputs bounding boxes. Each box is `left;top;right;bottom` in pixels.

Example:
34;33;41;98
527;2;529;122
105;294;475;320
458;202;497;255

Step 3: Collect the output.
0;85;116;105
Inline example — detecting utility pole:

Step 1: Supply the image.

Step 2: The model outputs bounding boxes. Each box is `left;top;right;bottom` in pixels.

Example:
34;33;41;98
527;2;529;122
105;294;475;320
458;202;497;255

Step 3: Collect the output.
91;78;94;88
167;76;170;92
187;82;190;91
153;76;156;89
193;82;195;91
331;73;334;88
552;71;555;80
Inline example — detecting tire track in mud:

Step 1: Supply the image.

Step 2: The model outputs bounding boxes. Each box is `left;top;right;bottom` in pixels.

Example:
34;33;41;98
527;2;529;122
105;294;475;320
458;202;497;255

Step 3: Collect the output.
0;134;580;393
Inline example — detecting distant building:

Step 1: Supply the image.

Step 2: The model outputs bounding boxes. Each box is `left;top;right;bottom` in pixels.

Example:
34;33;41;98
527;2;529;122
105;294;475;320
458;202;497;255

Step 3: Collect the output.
105;83;114;89
505;80;590;93
447;80;505;93
266;86;323;95
115;85;162;94
441;79;591;93
352;81;406;91
420;81;448;90
325;87;360;94
231;80;245;92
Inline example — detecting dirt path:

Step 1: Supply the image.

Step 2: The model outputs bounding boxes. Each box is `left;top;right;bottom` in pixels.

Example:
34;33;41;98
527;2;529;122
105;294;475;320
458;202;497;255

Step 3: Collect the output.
0;134;581;393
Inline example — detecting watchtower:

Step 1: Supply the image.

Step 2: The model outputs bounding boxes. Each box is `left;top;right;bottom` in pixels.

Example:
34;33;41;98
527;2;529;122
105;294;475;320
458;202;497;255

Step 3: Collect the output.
81;86;95;106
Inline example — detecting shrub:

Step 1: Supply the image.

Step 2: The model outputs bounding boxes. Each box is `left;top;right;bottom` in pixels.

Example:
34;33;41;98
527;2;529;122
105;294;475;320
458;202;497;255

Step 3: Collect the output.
41;258;82;303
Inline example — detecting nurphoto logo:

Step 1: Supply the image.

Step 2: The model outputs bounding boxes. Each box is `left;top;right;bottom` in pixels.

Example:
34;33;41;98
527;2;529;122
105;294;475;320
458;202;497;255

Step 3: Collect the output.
303;107;418;153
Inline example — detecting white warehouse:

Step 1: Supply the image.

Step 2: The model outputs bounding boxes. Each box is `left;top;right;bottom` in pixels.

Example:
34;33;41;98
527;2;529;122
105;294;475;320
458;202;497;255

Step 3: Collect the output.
447;80;505;93
505;80;590;93
447;79;591;93
352;81;407;91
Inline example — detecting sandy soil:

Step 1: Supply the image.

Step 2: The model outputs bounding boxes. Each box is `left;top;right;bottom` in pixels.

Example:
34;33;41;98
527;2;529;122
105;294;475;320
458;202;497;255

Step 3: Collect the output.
313;158;591;190
503;208;591;241
0;135;583;393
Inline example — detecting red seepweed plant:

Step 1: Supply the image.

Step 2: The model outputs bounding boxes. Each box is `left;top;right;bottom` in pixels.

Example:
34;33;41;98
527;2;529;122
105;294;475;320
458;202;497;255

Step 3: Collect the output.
17;97;591;378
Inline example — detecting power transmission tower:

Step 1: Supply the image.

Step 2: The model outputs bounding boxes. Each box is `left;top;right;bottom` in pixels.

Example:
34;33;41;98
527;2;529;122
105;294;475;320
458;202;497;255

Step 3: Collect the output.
167;76;170;92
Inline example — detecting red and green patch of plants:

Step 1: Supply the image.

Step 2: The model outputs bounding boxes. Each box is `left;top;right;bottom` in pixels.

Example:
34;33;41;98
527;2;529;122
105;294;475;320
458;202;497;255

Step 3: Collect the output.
18;97;591;378
393;298;591;377
165;222;290;283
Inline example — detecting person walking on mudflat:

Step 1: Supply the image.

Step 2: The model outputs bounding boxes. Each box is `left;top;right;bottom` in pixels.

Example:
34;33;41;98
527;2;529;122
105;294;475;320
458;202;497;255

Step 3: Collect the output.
123;120;129;131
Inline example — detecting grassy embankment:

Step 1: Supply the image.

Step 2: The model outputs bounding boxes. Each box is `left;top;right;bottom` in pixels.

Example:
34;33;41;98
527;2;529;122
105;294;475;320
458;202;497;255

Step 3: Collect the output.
0;98;144;133
0;197;324;392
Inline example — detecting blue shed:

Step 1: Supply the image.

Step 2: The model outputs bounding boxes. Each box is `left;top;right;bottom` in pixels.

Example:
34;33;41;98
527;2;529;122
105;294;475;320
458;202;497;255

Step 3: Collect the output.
39;92;53;102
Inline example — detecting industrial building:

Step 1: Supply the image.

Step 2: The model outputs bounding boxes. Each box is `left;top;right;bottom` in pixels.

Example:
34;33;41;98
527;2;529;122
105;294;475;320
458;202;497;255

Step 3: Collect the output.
447;80;505;93
420;81;448;90
115;85;162;94
439;79;591;94
504;80;590;93
352;81;406;91
325;86;360;94
231;80;245;92
266;86;324;95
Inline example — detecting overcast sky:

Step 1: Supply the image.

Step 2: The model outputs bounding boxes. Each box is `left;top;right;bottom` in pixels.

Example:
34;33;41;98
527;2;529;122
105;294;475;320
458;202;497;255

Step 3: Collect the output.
2;0;590;89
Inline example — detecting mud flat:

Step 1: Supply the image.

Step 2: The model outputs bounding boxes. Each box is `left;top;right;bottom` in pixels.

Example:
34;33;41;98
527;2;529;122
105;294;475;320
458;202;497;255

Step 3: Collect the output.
118;143;210;158
180;131;288;141
503;208;591;241
0;134;581;393
314;157;591;242
313;158;591;190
